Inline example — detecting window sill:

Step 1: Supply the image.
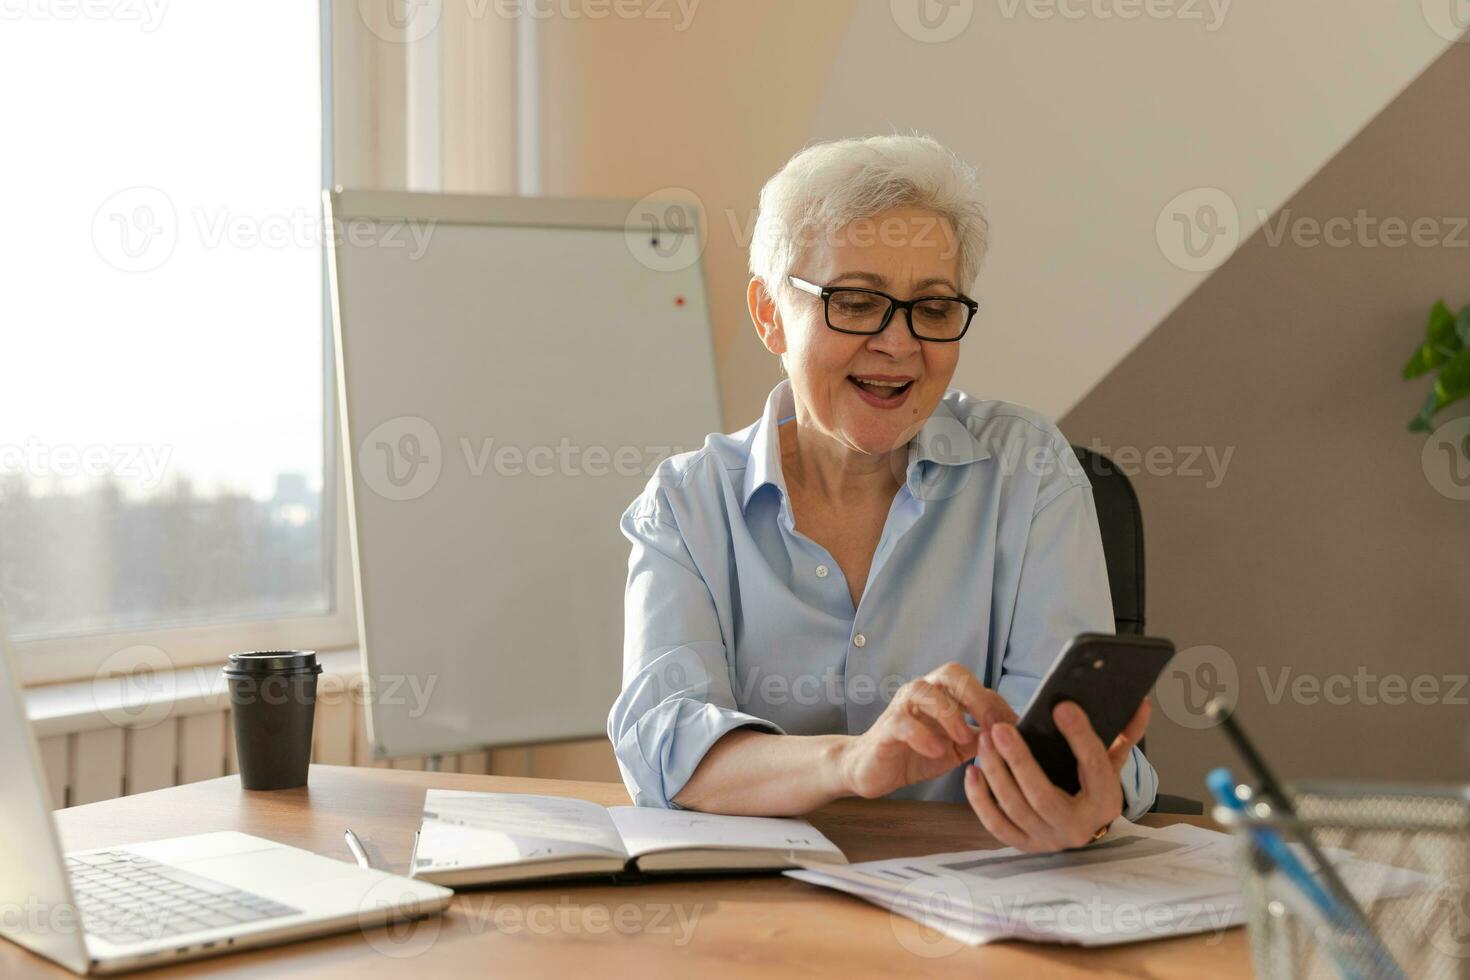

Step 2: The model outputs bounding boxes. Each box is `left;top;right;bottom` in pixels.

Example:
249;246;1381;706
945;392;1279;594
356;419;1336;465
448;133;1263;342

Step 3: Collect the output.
24;648;363;738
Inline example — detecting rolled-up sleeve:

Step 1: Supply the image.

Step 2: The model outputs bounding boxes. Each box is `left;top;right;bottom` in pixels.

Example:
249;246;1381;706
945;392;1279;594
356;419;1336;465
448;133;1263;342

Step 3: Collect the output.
994;474;1159;820
607;492;784;808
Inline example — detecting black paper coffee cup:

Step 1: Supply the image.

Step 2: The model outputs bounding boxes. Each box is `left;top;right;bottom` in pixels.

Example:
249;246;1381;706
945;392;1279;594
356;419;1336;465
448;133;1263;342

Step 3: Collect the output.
223;651;323;791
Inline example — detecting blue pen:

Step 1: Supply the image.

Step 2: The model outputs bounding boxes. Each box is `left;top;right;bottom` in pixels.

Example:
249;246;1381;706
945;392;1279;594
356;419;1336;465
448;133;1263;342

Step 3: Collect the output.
1208;768;1403;980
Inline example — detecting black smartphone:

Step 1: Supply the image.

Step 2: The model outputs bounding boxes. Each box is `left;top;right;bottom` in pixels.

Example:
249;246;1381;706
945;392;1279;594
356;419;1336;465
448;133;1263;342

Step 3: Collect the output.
1013;633;1175;794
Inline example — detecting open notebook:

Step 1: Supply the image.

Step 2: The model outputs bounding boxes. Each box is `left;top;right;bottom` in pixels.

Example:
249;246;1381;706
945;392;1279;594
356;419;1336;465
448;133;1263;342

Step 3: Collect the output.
410;790;848;886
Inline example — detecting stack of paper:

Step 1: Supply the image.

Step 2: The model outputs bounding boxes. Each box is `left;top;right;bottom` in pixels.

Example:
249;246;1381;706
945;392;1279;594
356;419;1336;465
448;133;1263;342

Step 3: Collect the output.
785;821;1433;948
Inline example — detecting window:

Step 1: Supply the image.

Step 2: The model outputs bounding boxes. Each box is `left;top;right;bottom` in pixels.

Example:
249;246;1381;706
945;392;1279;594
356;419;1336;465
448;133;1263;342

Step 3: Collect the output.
0;3;351;679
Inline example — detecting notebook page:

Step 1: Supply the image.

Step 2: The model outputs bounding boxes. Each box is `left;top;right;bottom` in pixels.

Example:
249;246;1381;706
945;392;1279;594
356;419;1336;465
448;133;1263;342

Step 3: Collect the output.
607;807;843;860
416;791;628;873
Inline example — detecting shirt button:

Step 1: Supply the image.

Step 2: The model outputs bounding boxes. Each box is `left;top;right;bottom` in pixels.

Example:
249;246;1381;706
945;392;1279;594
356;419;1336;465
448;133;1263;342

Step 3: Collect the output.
815;565;829;578
853;634;866;648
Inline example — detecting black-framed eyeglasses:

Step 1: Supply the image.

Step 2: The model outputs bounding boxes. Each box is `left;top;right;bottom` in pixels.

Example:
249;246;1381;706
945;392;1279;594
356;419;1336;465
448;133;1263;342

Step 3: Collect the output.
788;275;978;342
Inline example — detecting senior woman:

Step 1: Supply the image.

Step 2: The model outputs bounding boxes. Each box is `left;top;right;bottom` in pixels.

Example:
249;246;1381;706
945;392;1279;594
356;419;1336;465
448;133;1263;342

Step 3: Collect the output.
607;134;1157;854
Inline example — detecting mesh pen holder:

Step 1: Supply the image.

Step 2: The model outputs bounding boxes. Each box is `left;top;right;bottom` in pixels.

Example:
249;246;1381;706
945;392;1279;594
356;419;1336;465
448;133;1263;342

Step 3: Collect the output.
1213;782;1470;980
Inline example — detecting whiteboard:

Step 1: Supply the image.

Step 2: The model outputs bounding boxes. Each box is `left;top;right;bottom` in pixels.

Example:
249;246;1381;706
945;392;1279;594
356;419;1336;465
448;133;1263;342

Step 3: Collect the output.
326;190;722;759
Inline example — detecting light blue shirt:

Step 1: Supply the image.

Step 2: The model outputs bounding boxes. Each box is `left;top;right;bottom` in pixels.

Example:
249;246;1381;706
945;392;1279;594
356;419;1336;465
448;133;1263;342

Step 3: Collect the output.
607;379;1157;818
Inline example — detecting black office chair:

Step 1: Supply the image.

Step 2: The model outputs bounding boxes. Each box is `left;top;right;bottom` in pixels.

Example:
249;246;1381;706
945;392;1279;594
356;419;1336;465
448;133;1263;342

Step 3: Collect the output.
1071;445;1202;816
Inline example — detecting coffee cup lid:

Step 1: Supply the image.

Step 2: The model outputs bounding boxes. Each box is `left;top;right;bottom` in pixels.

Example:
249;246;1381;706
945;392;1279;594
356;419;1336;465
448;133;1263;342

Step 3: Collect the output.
223;650;322;676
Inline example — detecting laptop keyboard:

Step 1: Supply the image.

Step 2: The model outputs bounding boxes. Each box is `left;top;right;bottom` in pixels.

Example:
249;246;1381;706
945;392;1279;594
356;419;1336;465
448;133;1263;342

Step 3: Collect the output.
67;850;300;946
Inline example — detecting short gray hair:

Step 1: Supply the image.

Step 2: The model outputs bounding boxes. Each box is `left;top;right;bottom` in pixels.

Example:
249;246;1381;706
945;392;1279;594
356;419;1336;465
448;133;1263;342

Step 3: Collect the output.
748;134;990;301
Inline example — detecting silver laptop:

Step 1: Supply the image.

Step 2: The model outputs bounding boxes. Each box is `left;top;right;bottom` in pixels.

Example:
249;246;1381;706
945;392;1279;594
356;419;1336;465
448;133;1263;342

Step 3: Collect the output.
0;615;454;975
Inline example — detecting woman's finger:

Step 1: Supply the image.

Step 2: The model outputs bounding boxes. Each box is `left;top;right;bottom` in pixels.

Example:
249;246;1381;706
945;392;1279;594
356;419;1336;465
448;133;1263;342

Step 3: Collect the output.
886;708;950;759
925;662;1018;730
1051;701;1113;800
975;730;1050;845
1106;699;1152;771
904;679;978;746
988;723;1073;829
964;766;1028;850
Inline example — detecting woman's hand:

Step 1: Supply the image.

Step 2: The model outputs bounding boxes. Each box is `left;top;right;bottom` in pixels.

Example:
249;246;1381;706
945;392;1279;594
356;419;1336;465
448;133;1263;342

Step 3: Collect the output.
837;662;1017;800
964;698;1151;853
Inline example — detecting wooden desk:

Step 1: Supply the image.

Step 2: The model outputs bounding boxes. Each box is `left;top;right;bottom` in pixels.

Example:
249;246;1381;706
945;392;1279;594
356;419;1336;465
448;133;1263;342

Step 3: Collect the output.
7;766;1252;978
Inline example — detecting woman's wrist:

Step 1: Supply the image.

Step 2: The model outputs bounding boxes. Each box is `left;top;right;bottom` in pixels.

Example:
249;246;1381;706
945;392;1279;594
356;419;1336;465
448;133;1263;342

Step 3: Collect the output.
819;734;857;802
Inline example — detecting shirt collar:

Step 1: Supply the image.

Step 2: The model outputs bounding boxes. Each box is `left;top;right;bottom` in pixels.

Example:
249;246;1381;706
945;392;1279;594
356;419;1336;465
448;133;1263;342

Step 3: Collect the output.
741;380;991;509
742;380;794;508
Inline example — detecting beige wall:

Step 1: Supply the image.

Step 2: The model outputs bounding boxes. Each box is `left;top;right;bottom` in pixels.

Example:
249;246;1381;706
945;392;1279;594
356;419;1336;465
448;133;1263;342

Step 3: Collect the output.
537;1;855;428
1062;42;1470;797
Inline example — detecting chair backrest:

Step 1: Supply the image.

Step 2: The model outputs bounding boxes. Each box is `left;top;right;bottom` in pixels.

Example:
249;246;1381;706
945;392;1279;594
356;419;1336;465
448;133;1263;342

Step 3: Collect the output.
1069;445;1145;636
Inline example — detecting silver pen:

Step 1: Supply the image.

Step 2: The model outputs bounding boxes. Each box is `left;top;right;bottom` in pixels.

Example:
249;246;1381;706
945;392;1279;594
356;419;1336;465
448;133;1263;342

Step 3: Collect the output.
344;828;373;870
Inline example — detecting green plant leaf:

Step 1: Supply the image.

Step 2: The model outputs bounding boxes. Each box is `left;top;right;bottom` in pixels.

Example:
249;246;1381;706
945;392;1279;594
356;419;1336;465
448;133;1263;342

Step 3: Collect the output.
1434;348;1470;411
1428;299;1458;348
1457;306;1470;346
1403;344;1445;378
1409;387;1437;432
1403;300;1461;378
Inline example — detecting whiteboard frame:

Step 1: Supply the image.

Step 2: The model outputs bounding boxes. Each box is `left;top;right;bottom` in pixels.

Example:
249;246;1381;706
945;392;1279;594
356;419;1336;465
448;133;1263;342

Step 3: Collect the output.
324;188;718;759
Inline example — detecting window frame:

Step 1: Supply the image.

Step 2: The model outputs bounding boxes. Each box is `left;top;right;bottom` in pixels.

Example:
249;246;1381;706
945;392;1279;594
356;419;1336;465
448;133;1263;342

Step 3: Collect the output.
15;1;359;687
